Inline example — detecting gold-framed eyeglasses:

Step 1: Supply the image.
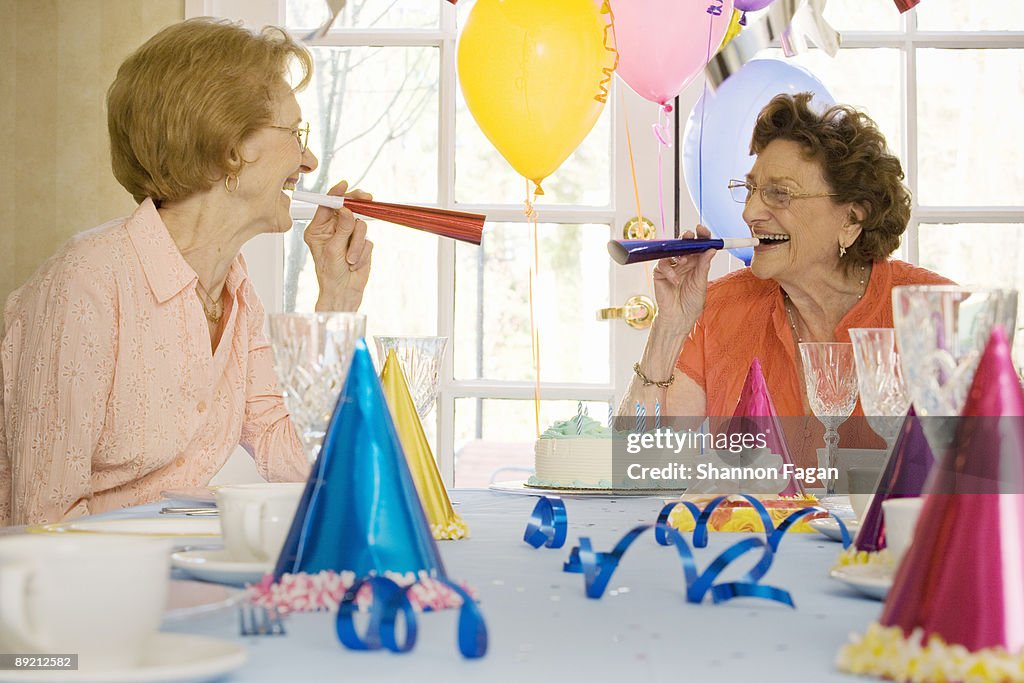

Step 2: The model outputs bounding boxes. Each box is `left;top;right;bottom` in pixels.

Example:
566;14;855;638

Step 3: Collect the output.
268;121;311;154
727;179;837;209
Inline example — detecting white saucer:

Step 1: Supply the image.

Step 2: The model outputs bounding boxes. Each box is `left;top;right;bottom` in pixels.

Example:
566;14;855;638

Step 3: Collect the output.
830;563;893;601
171;549;272;587
37;517;220;538
808;516;859;542
489;479;684;498
163;580;244;621
160;487;219;505
0;632;245;683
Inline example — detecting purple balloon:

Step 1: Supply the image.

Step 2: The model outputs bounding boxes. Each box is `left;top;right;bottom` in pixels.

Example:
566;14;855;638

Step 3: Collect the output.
734;0;775;10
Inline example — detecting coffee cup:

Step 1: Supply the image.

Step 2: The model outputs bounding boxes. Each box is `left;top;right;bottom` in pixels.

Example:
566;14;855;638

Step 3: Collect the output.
848;466;882;521
882;496;925;564
0;535;169;671
216;482;304;563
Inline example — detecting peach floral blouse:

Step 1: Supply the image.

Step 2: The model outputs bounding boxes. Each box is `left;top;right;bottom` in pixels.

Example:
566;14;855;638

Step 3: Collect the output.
0;199;309;525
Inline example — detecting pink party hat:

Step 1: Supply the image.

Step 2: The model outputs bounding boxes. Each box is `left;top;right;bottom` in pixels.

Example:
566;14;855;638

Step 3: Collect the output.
839;326;1024;678
728;358;804;496
852;408;933;554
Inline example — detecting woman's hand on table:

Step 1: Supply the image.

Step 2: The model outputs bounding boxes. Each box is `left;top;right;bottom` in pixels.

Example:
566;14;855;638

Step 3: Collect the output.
305;180;374;312
651;224;716;333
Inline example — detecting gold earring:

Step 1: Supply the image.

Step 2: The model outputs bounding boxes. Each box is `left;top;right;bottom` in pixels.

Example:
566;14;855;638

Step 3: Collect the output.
839;244;847;258
225;174;239;193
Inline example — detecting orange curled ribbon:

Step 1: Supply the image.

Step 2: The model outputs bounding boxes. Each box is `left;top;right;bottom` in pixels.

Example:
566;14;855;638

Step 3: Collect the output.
594;0;619;104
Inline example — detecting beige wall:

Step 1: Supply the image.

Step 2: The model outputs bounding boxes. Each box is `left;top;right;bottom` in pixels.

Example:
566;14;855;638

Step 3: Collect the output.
0;0;185;312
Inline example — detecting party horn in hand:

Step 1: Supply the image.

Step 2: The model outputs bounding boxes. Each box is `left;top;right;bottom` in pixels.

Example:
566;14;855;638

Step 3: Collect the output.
292;190;484;245
608;237;760;265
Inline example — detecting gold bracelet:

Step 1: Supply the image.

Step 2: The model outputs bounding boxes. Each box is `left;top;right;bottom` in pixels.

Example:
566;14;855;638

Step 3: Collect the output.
633;362;675;388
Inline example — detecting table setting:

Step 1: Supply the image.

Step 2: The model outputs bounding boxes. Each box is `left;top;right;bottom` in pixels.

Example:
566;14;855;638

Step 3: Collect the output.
3;284;1024;682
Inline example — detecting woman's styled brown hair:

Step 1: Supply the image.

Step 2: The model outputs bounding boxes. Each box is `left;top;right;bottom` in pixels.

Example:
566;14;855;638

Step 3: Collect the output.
750;92;909;265
107;18;312;204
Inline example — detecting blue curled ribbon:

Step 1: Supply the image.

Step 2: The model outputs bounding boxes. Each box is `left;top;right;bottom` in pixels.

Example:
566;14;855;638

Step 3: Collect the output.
563;523;793;607
523;496;568;549
335;577;488;659
664;495;853;551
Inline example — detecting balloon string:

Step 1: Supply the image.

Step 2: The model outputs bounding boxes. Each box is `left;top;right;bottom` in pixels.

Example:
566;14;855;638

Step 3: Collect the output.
619;89;644;240
594;0;619;104
525;180;541;438
697;6;718;229
652;105;673;240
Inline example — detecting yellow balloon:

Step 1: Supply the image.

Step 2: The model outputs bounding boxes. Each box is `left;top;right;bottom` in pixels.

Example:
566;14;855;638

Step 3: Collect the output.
457;0;613;191
718;9;744;52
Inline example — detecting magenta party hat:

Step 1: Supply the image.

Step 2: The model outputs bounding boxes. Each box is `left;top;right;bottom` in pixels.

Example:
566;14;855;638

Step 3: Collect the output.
273;338;446;581
727;358;804;496
851;408;933;554
839;326;1024;680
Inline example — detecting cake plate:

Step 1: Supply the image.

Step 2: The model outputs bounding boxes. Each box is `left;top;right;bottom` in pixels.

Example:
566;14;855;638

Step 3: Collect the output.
488;479;685;499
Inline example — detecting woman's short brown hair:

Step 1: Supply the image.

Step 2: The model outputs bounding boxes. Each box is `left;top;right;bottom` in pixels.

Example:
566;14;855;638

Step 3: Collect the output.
750;92;909;265
107;18;312;204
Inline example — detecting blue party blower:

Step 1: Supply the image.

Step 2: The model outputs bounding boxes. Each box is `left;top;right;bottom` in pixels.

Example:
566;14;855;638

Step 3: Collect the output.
608;237;761;265
274;338;446;580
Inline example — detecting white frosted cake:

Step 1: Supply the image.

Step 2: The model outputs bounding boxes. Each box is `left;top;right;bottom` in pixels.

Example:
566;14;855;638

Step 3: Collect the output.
528;416;615;489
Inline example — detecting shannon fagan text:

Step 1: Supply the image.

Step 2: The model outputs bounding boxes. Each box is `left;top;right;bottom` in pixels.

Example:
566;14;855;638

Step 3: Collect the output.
624;428;768;455
626;463;838;484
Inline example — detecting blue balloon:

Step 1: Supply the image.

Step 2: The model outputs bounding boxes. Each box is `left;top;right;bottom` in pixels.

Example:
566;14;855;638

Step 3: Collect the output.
682;59;835;265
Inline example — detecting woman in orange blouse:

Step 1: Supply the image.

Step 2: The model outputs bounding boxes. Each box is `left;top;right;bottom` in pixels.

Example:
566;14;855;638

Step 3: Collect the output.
622;93;951;470
0;19;373;524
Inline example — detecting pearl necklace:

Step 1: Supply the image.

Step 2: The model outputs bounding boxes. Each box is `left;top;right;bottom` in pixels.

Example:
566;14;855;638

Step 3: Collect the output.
783;263;868;343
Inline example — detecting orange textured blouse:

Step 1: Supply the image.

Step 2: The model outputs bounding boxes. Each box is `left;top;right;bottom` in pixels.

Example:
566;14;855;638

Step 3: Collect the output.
676;260;953;469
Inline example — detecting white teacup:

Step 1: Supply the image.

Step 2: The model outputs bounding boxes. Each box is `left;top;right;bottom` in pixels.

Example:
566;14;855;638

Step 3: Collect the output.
882;497;925;565
848;467;882;522
216;483;304;563
0;535;170;671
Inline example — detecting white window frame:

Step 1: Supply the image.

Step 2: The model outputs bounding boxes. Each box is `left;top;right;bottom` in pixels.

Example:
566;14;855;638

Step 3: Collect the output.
830;12;1024;259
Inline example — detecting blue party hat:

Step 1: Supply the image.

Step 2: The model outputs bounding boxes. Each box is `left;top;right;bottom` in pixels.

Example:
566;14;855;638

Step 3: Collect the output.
274;338;446;580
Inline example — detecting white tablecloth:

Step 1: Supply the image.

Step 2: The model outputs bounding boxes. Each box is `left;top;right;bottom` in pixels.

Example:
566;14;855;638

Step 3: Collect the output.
140;489;877;682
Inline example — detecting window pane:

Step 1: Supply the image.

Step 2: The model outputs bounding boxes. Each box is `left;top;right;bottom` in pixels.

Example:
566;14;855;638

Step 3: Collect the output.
454;90;612;206
918;223;1024;363
916;0;1024;31
296;46;439;204
917;50;1024;206
454;223;611;383
821;0;902;32
285;0;439;30
284;220;438;340
759;48;902;155
454;398;610;487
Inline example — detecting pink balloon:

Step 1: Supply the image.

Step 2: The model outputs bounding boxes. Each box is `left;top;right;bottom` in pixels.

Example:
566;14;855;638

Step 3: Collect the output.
611;0;735;106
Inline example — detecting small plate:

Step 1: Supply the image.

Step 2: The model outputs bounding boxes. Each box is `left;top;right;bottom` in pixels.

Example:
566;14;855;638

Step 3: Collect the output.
830;563;893;601
0;632;246;683
35;518;220;539
808;517;859;542
171;549;272;587
489;479;685;498
160;487;219;505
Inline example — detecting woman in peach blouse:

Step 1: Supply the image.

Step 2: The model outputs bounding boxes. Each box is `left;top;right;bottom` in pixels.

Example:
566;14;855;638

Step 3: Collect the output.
0;19;373;524
621;93;952;470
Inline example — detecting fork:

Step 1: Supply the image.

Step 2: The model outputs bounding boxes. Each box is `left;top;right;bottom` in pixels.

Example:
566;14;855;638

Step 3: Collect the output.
238;603;287;636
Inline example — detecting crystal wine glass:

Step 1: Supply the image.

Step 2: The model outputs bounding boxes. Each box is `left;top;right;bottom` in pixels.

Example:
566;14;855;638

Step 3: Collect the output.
373;336;449;419
892;286;1017;461
849;328;911;451
799;342;860;495
269;312;366;462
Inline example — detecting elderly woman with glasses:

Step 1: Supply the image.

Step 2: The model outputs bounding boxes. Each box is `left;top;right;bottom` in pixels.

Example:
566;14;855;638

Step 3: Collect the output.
622;93;952;471
0;19;372;524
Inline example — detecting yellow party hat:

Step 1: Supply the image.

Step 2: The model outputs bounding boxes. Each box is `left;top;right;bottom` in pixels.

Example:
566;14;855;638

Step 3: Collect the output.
380;350;469;540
